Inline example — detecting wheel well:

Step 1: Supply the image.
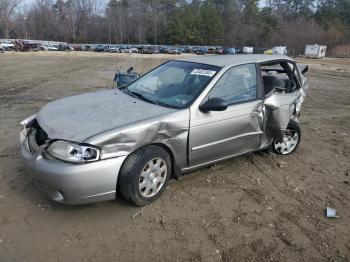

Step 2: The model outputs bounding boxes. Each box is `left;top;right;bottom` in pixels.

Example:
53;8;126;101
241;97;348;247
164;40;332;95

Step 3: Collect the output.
151;143;178;178
118;143;178;181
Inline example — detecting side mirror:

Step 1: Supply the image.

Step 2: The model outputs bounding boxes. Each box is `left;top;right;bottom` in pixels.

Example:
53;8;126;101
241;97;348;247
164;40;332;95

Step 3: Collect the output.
199;98;227;112
297;64;308;75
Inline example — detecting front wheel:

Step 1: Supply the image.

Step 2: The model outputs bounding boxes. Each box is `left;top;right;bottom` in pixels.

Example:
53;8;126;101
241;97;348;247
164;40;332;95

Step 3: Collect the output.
118;145;171;206
272;120;301;155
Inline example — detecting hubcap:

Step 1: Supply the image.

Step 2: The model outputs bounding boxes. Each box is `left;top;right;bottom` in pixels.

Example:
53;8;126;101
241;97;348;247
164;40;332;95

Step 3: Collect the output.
139;158;167;198
274;129;299;155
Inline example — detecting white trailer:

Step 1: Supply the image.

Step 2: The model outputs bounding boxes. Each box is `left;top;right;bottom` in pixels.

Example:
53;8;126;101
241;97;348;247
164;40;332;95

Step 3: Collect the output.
272;46;287;55
243;46;254;54
305;44;327;58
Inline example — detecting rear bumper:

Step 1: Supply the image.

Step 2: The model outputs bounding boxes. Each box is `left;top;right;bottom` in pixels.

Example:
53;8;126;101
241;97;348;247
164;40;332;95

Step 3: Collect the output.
20;131;127;205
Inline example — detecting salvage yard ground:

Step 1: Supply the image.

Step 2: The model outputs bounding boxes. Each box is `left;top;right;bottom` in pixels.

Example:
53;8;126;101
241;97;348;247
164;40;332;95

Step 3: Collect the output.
0;52;349;262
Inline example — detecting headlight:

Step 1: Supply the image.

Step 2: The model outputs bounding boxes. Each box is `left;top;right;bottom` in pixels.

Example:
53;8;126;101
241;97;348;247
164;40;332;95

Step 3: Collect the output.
46;141;101;164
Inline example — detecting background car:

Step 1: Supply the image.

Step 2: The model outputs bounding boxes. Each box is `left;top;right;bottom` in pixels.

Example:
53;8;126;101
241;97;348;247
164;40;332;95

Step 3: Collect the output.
215;47;224;54
41;44;58;51
224;47;236;54
106;45;119;53
142;46;159;54
169;47;182;55
94;45;106;52
196;47;208;55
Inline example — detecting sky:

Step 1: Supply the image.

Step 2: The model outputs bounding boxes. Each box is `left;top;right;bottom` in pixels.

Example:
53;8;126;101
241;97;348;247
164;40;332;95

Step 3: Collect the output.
19;0;109;13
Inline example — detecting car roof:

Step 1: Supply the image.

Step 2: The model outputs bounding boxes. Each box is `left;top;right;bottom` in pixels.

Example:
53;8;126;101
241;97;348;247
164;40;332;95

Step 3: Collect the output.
177;54;294;67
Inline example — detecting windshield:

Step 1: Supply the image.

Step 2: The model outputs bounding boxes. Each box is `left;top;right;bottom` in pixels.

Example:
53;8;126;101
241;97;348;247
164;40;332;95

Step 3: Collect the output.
124;61;221;108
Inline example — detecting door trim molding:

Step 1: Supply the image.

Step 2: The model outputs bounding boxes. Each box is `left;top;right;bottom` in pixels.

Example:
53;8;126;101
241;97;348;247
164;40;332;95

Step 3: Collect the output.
183;145;268;172
191;131;263;152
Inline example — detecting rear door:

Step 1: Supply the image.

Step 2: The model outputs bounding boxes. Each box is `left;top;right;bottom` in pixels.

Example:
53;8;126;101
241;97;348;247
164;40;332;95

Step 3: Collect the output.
188;63;264;167
261;61;301;142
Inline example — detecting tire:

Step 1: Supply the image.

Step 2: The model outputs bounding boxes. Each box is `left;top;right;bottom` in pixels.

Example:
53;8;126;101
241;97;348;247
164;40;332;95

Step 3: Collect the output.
118;145;171;206
272;119;301;155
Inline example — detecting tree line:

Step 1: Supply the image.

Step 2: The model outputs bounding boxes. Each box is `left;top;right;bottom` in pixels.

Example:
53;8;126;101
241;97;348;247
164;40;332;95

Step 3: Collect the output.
1;0;350;53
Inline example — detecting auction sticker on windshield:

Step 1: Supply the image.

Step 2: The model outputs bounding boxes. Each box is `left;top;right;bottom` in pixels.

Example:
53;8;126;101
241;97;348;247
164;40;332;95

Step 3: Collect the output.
190;69;216;77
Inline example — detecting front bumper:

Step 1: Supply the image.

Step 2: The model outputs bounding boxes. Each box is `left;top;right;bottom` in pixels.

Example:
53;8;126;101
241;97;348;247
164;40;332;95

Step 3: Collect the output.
20;130;127;205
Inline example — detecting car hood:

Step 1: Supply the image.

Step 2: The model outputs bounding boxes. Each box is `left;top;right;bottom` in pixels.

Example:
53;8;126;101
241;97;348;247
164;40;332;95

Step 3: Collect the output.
36;89;176;142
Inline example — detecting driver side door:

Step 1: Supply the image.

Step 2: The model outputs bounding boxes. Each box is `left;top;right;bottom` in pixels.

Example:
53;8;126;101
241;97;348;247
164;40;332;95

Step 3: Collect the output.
188;63;264;168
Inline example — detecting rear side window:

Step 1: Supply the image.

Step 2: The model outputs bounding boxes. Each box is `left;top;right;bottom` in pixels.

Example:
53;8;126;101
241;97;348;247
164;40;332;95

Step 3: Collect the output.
260;61;298;95
208;63;257;104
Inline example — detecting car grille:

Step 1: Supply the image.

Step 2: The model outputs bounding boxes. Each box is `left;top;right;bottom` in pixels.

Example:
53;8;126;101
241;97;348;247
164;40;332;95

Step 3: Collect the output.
27;123;48;153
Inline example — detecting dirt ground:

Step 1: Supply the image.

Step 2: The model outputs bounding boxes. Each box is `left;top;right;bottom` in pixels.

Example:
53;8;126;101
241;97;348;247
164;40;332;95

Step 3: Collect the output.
0;52;349;262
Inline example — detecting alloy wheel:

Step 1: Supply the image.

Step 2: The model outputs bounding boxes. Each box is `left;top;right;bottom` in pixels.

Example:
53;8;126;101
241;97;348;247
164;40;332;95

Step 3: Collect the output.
139;157;167;198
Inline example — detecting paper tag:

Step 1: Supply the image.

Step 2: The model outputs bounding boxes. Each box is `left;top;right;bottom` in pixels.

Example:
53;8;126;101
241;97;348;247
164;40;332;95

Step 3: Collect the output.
190;69;216;77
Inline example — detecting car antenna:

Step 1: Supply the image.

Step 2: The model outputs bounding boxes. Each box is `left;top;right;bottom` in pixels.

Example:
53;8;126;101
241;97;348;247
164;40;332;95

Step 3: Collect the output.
115;53;120;73
113;52;121;88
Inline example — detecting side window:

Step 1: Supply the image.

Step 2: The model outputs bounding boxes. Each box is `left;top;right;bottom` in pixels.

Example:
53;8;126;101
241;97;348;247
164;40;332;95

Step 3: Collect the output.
208;64;257;104
260;62;297;95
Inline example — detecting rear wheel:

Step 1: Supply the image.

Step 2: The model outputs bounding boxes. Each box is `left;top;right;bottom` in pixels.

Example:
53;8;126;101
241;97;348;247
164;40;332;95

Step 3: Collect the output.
273;120;301;155
119;145;171;206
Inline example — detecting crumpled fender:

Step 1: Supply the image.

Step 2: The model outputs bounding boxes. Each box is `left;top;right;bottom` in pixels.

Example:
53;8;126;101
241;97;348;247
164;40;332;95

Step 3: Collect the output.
264;93;298;142
85;109;190;169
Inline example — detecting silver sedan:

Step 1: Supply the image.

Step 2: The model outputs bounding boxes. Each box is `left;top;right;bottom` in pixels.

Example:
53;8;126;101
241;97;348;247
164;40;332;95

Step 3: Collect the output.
20;55;309;206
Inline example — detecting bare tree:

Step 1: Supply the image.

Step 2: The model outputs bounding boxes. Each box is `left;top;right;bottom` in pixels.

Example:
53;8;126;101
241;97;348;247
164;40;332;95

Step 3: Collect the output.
0;0;22;38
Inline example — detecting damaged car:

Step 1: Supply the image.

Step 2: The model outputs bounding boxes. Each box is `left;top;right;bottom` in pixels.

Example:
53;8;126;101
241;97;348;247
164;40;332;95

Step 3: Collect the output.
20;55;309;206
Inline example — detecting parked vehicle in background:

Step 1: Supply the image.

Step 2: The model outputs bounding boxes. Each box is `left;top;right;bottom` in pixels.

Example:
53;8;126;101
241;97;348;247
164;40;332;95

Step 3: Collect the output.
106;45;119;53
71;44;83;51
196;47;208;55
94;45;106;52
67;45;74;51
171;47;182;55
207;47;215;54
136;45;144;53
130;47;139;53
184;46;193;53
235;47;243;54
142;46;159;54
41;44;58;51
305;44;327;58
224;47;236;54
166;47;175;54
82;45;92;51
254;47;269;54
27;43;40;51
57;44;72;51
0;43;15;51
216;47;224;55
159;47;167;54
118;46;131;53
272;46;288;55
164;47;181;55
243;46;254;54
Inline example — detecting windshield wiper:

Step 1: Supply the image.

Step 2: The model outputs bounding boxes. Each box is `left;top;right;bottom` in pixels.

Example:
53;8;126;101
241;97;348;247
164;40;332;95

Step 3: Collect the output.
128;90;159;105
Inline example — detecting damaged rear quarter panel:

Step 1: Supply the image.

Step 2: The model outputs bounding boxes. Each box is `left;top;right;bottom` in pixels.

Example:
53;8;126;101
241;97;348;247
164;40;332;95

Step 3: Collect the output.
264;86;307;142
263;62;309;142
84;110;190;168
